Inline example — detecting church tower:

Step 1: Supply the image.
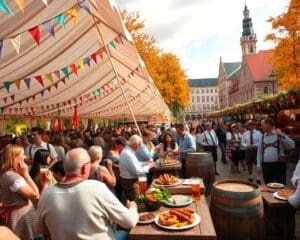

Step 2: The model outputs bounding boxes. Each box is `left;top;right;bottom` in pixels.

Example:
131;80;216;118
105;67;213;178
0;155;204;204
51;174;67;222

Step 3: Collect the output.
240;4;257;56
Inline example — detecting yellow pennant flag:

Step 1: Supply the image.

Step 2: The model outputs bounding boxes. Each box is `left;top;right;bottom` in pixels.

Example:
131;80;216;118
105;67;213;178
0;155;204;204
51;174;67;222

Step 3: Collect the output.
46;73;53;83
14;0;25;13
10;34;21;55
14;80;21;90
67;8;78;24
78;59;85;70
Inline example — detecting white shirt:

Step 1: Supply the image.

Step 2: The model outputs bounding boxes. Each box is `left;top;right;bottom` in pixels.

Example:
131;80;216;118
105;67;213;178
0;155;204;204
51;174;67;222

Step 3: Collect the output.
288;160;300;208
241;129;262;148
35;180;138;240
25;141;57;160
119;146;150;179
200;130;219;146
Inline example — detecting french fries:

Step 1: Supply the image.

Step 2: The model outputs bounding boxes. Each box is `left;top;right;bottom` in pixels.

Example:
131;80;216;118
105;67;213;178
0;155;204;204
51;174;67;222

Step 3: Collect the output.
158;208;195;228
154;174;179;185
164;157;176;164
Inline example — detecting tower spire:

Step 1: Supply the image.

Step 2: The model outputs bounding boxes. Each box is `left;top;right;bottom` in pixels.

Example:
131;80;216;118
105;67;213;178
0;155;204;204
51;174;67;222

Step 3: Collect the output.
240;4;257;56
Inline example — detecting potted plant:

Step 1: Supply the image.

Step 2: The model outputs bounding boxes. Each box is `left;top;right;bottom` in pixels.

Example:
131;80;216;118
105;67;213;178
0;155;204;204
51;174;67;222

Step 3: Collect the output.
135;188;171;211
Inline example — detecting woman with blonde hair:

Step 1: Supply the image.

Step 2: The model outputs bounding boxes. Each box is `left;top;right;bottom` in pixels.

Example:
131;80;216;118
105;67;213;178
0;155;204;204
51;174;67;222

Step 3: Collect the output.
88;146;116;189
0;144;40;240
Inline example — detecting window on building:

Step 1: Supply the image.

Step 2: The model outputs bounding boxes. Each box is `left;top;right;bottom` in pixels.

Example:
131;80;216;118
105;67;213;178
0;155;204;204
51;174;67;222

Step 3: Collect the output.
206;89;209;93
202;96;205;102
211;96;214;102
211;89;213;93
196;89;199;94
264;87;268;94
203;105;206;110
202;89;204;94
192;97;194;103
197;96;200;103
206;96;209;102
215;89;217;93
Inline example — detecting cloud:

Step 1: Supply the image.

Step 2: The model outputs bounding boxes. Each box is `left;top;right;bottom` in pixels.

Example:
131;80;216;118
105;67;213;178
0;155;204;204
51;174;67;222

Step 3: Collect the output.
115;0;288;78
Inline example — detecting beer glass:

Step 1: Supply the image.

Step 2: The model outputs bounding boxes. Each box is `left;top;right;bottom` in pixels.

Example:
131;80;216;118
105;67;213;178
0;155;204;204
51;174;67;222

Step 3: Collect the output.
191;177;201;201
138;174;148;194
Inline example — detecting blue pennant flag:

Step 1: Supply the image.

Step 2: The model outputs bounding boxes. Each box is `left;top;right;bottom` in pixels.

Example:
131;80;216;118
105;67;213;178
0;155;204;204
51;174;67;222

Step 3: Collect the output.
61;67;69;79
55;13;65;27
84;57;90;67
4;81;11;92
0;0;13;15
79;0;91;15
43;20;55;38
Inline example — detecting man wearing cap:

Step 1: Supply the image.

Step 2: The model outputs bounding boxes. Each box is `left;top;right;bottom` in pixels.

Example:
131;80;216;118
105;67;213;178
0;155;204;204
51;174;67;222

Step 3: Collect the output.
241;120;262;184
199;122;220;175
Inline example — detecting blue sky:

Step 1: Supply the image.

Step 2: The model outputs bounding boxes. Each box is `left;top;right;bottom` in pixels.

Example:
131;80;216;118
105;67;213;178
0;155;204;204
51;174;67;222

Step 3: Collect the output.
115;0;289;78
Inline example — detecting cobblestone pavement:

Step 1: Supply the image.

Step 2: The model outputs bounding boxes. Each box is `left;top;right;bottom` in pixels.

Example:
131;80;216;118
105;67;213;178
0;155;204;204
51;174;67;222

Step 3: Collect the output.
209;149;300;240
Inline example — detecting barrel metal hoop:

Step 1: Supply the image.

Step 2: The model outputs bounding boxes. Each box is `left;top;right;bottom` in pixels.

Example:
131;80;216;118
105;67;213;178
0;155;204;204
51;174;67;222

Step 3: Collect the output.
212;188;261;199
187;161;212;166
211;202;263;214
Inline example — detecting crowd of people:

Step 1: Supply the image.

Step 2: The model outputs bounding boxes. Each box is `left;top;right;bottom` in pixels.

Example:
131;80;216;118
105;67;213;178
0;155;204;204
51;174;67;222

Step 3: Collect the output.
0;118;299;239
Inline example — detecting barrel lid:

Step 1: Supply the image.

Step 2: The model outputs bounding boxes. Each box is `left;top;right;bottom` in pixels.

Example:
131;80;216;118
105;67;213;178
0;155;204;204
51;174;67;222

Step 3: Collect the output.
187;152;211;156
215;182;254;192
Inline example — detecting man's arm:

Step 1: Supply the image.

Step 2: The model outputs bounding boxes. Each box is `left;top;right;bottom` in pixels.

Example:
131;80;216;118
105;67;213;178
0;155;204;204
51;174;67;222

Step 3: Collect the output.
241;132;248;148
256;136;263;168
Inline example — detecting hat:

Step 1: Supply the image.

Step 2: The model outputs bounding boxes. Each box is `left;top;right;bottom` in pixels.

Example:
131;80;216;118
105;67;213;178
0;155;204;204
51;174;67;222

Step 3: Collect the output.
231;123;237;128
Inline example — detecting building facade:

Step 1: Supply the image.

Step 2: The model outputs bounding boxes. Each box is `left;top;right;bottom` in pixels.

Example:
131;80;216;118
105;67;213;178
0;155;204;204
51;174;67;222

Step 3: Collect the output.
218;4;275;108
182;78;219;121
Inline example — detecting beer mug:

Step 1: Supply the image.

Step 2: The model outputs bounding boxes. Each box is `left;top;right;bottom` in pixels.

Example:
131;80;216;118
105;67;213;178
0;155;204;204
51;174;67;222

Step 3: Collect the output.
191;177;201;201
138;174;148;194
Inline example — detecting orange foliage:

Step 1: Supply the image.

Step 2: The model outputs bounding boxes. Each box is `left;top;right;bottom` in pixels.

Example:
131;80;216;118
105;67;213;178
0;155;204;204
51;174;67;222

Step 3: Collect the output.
121;10;190;118
266;0;300;90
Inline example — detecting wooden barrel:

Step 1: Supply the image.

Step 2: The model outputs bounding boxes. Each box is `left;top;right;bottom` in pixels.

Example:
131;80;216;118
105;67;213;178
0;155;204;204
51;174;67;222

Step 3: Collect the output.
186;152;215;193
210;180;264;240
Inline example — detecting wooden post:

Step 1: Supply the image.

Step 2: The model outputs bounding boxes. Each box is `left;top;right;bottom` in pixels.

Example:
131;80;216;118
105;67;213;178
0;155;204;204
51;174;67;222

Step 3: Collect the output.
89;14;142;136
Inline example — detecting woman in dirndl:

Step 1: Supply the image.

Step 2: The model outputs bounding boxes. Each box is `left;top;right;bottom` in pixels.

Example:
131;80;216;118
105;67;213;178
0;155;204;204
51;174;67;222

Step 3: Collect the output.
0;144;40;240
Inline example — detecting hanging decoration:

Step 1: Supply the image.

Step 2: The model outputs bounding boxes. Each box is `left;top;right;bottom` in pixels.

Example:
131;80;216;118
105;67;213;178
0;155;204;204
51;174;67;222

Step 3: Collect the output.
0;0;13;15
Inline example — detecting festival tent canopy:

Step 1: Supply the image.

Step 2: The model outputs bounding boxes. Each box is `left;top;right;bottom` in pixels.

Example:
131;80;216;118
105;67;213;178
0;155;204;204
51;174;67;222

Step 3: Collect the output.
0;0;169;121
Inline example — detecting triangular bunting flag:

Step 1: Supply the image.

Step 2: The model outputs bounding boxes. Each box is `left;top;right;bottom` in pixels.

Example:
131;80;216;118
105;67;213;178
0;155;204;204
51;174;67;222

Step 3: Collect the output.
91;53;97;64
118;34;124;44
43;20;55;38
0;108;3;113
67;8;78;24
61;78;66;84
40;90;44;96
35;76;44;87
79;0;91;15
3;97;7;104
54;70;60;79
55;13;65;27
10;95;15;102
97;49;103;59
20;107;23;112
32;95;36;101
78;60;85;70
0;40;3;58
28;26;41;45
61;67;69;79
0;0;13;15
54;82;58;89
41;0;47;6
70;64;78;76
14;79;21;90
10;34;21;54
46;73;53;83
4;81;11;92
84;57;90;67
114;37;120;44
109;40;116;49
14;0;24;13
47;87;51;93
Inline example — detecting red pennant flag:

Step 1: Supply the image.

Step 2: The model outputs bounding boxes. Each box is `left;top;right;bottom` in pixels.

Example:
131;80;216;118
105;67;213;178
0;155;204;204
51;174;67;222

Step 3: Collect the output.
47;87;51;93
72;106;79;128
56;103;60;108
91;53;97;64
35;76;44;86
135;67;140;72
54;82;59;89
70;64;78;76
61;78;66;84
68;100;71;105
9;108;12;113
3;97;7;104
52;117;61;132
32;95;36;101
10;95;15;102
62;109;65;113
28;26;41;45
114;37;120;44
20;108;23;113
46;105;50;110
31;107;34;112
97;49;103;59
79;96;83;102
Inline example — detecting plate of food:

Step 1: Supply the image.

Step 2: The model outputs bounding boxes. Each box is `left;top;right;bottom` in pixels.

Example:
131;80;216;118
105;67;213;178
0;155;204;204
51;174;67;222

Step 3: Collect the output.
273;189;295;201
154;208;201;230
153;174;181;187
138;212;156;224
165;195;193;207
267;182;285;189
164;157;179;166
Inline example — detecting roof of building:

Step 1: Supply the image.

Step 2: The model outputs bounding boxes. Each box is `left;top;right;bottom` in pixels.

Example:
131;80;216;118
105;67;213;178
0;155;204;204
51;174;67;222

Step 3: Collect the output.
245;50;273;81
223;62;241;79
189;78;218;87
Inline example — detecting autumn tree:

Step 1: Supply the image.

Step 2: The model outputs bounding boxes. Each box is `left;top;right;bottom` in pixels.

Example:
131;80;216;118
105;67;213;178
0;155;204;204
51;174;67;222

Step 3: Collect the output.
266;0;300;90
121;10;190;118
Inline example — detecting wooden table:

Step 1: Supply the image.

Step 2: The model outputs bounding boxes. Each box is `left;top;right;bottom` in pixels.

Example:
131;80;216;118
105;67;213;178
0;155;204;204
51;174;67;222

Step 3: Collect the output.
151;162;182;178
152;179;206;195
261;190;297;240
129;195;217;240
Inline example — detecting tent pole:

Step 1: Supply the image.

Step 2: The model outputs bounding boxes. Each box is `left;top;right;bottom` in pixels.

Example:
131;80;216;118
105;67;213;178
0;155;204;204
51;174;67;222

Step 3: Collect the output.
90;15;142;136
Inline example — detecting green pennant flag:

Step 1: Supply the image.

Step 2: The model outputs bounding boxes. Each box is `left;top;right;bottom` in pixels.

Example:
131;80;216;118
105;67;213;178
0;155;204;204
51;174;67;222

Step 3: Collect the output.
4;81;12;92
0;0;13;15
55;13;65;26
109;40;116;49
61;67;69;79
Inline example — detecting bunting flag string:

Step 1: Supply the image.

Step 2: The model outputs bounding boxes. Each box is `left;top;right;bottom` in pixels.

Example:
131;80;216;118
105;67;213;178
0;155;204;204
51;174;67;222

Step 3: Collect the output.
0;0;92;57
1;66;142;115
1;32;126;92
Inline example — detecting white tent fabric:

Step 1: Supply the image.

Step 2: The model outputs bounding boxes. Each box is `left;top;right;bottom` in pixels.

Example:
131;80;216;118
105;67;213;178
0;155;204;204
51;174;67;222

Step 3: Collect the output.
0;0;169;121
